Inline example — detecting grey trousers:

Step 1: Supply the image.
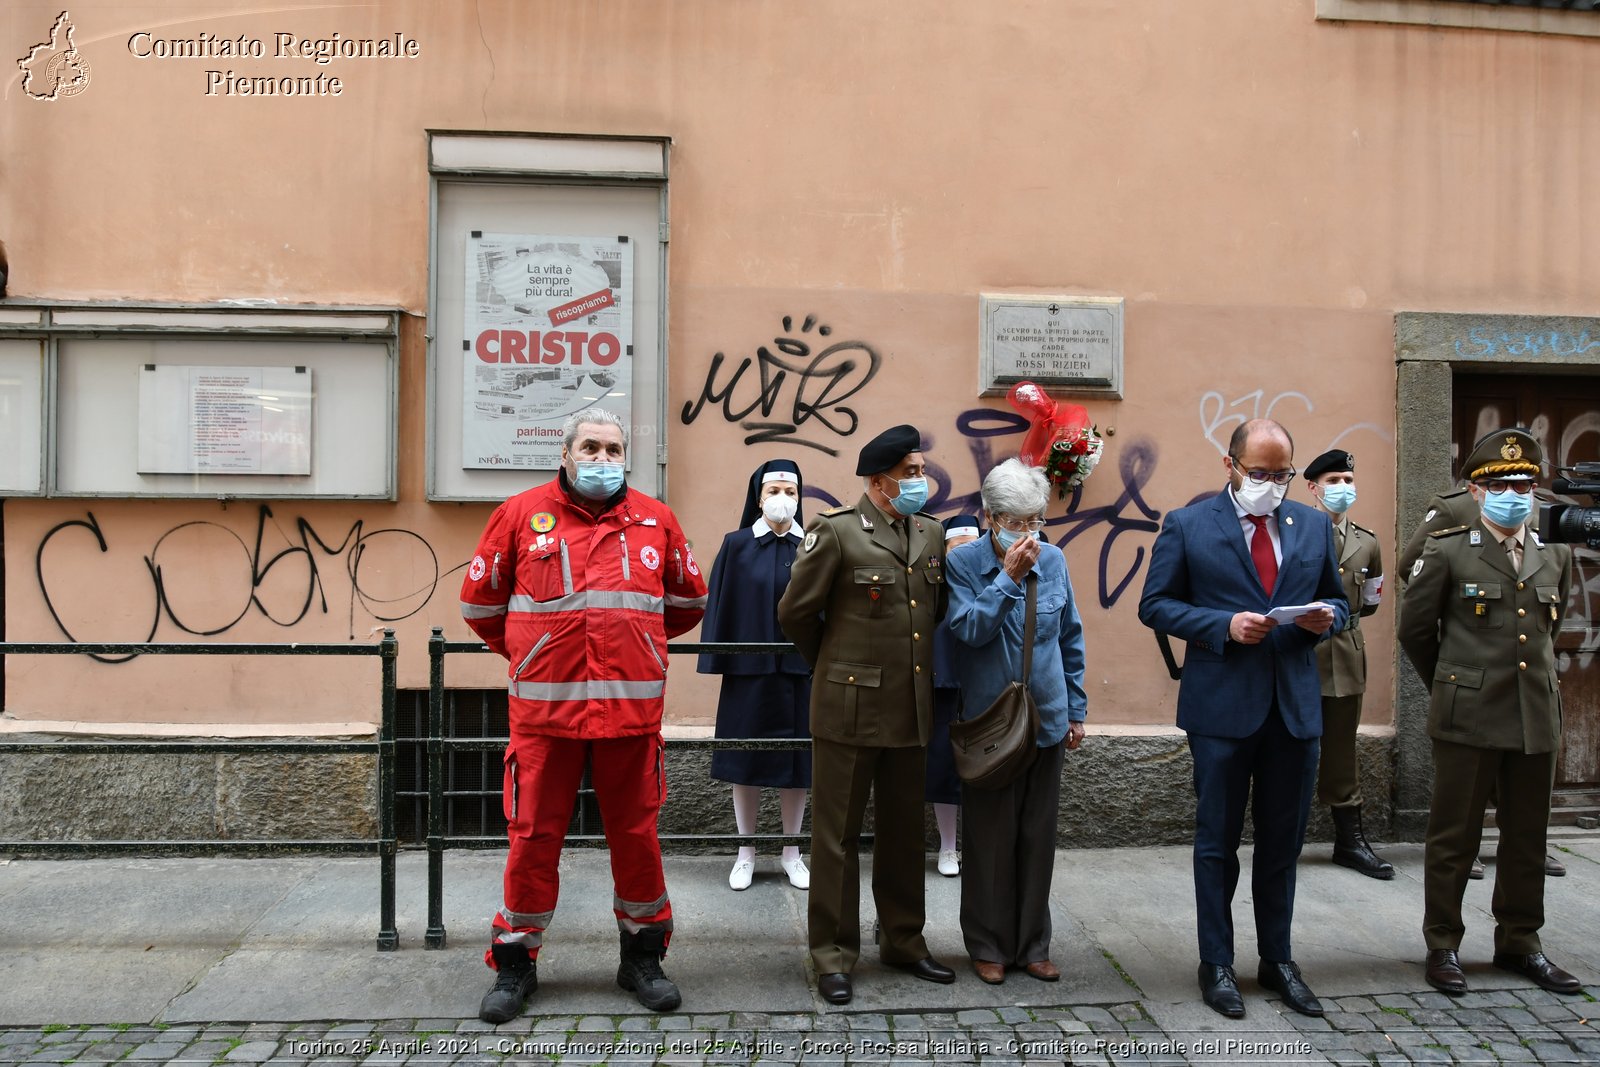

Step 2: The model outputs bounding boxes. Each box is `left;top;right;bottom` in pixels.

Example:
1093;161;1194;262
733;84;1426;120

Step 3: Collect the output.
959;740;1065;966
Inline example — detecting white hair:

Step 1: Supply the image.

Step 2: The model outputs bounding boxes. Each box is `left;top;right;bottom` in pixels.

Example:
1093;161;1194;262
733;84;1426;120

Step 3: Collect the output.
981;458;1049;518
562;407;629;452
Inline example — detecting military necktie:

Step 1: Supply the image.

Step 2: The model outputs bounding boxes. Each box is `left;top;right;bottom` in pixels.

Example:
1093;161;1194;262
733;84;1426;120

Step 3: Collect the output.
1506;535;1522;575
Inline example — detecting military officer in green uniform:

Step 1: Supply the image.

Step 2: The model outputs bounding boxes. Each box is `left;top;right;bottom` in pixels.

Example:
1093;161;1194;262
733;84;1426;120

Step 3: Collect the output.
777;424;956;1005
1400;428;1584;997
1399;430;1568;880
1304;449;1392;879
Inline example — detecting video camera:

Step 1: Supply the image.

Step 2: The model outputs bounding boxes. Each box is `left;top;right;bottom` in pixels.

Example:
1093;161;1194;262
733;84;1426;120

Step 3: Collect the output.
1537;461;1600;548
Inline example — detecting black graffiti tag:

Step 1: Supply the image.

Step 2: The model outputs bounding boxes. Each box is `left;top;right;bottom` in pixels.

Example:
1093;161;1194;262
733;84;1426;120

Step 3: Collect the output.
680;314;881;456
35;507;464;662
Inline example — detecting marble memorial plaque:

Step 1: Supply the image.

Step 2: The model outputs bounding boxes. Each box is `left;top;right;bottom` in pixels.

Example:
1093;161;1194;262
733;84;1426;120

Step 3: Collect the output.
980;294;1123;398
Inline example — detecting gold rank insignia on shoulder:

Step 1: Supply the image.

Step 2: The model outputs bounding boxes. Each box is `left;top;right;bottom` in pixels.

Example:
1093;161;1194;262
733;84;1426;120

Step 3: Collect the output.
821;505;851;516
1429;525;1468;539
1469;529;1482;546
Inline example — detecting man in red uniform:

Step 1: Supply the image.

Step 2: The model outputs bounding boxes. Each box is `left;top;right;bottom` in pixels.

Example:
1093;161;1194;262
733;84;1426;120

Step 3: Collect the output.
460;407;708;1021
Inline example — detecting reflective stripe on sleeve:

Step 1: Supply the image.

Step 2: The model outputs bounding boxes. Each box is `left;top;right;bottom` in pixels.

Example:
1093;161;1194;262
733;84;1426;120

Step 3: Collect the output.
665;593;708;609
461;601;508;619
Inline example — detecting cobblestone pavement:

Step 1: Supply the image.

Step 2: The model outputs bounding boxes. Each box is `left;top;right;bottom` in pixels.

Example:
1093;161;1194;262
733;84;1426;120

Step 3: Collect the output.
1;987;1594;1066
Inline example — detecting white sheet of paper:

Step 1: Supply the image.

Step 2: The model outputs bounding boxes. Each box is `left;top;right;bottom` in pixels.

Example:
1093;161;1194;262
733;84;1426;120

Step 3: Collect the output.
1266;602;1333;624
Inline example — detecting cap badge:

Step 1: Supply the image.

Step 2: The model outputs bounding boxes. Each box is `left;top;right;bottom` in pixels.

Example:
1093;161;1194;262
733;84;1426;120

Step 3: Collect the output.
1501;437;1523;462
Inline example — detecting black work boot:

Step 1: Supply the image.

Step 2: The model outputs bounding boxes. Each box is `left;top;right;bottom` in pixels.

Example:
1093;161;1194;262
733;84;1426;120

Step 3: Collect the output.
1331;806;1395;880
617;928;682;1012
479;942;538;1024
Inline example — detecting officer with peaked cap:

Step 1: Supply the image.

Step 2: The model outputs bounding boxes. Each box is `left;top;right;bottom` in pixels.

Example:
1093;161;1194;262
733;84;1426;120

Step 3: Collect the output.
1400;428;1585;997
777;424;956;1004
1398;429;1568;879
1303;449;1393;879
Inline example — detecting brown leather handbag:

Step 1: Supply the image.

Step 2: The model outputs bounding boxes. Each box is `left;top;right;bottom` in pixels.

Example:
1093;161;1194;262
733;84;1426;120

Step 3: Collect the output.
949;572;1040;790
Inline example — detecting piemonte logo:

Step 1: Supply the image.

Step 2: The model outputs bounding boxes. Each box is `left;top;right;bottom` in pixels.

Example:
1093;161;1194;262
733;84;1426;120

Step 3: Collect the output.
18;10;92;101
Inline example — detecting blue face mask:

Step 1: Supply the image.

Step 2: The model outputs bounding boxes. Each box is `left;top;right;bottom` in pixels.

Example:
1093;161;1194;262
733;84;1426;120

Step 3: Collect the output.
573;460;625;500
890;477;928;516
993;527;1040;552
1481;488;1532;528
1320;483;1356;514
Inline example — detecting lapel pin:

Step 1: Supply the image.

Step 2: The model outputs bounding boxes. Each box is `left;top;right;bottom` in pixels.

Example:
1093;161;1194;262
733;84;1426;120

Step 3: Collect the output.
1284;516;1294;526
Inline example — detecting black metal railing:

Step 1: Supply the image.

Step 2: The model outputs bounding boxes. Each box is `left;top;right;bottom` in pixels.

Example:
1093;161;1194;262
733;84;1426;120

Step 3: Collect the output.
422;627;818;949
0;634;400;950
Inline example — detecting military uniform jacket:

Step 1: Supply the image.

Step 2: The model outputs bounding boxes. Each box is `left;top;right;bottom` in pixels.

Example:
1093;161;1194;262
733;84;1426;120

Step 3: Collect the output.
1317;519;1383;698
1398;487;1476;579
1398;518;1571;754
776;494;948;748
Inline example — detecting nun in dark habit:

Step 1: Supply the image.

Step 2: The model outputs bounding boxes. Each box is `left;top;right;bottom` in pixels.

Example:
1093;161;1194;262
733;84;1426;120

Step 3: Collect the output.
697;459;813;891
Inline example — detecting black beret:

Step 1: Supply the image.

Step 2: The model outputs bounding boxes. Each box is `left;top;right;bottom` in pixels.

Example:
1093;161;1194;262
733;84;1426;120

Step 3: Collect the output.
1305;449;1355;480
855;424;923;475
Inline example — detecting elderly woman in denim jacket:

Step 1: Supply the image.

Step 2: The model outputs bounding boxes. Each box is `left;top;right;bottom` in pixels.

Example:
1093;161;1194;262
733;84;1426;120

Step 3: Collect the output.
945;458;1087;985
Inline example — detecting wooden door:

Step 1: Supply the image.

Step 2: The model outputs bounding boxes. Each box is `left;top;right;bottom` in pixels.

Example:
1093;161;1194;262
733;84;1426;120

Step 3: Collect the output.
1454;374;1600;822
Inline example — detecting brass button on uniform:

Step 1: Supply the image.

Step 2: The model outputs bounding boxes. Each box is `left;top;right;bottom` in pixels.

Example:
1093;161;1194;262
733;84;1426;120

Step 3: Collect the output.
906;567;913;575
910;599;917;608
872;574;881;582
1519;634;1528;644
914;665;922;674
847;675;856;683
1339;567;1345;575
1448;674;1457;682
1517;582;1526;591
1517;608;1527;618
1519;662;1528;671
913;633;921;641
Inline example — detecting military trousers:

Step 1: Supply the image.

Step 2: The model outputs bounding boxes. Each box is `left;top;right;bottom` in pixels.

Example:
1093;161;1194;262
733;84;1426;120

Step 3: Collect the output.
1316;694;1364;809
807;737;929;974
1424;738;1556;955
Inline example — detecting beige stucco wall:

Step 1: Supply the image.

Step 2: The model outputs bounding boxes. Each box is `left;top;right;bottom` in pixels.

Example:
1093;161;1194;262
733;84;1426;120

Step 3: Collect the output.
5;0;1598;730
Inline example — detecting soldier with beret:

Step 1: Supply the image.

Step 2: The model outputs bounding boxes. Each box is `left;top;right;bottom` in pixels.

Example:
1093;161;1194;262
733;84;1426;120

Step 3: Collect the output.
1400;428;1585;997
1304;449;1393;879
777;424;956;1005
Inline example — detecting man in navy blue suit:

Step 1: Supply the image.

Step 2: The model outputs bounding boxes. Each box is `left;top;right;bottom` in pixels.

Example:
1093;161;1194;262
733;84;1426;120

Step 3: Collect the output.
1139;418;1348;1019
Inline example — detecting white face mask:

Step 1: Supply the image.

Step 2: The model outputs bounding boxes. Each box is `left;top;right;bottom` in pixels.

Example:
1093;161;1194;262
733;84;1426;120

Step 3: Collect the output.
1234;477;1287;517
761;493;798;526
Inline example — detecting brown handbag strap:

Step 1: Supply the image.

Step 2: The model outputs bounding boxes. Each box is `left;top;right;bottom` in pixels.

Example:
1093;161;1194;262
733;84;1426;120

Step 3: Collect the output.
1020;572;1036;685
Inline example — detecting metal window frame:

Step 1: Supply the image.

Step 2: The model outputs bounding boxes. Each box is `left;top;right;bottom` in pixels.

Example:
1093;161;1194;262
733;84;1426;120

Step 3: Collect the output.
0;301;402;500
1317;0;1600;37
425;131;674;503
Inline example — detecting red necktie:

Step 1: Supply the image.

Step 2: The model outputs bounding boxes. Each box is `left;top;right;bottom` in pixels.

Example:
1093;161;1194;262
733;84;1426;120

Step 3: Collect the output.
1248;515;1277;596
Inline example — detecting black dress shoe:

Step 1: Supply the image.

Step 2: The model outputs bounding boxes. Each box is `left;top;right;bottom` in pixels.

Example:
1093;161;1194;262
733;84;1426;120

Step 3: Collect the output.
892;957;957;984
817;972;853;1004
1258;960;1324;1017
1198;963;1245;1018
1425;948;1468;995
1494;952;1583;994
1468;856;1486;880
1545;852;1567;877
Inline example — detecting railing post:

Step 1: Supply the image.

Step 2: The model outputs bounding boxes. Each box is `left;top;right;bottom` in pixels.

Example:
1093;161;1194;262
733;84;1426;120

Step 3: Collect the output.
376;628;399;951
425;626;447;949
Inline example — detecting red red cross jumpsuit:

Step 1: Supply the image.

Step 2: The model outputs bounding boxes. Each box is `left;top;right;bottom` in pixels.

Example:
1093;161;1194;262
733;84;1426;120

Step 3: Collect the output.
460;474;707;967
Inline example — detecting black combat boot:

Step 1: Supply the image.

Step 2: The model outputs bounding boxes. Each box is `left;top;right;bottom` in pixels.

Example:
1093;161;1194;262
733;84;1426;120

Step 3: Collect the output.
617;928;682;1012
1331;806;1395;880
479;942;538;1024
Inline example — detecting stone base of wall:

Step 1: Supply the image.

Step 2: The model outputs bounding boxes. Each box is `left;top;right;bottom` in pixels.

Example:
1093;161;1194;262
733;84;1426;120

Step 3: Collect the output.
2;727;1395;854
0;734;378;850
661;726;1400;852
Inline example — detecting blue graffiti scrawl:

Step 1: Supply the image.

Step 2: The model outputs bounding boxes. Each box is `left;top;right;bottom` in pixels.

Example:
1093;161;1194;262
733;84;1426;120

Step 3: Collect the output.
806;407;1163;608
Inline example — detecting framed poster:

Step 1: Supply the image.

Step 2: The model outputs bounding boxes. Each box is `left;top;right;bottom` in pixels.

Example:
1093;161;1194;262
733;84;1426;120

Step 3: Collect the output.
462;233;633;470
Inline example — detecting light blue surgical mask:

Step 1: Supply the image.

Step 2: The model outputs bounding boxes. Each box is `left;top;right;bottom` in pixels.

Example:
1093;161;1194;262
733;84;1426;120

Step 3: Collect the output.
1481;488;1532;529
1320;483;1356;514
993;527;1040;552
890;477;928;516
573;460;625;500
